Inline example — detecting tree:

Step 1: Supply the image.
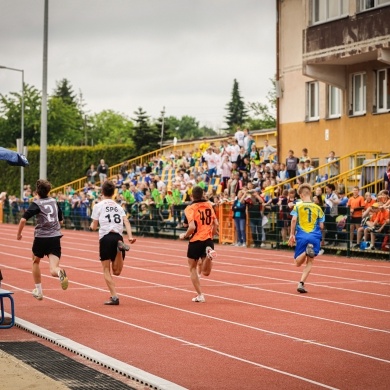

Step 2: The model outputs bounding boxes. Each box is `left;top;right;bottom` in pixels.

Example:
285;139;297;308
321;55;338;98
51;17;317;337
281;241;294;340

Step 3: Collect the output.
47;97;84;145
132;107;160;154
89;110;134;145
52;79;78;106
224;79;248;130
0;83;42;147
48;79;86;145
246;78;277;130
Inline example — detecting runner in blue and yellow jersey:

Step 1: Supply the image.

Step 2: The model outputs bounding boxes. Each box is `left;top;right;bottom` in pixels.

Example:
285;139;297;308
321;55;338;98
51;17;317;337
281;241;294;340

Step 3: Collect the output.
288;183;324;294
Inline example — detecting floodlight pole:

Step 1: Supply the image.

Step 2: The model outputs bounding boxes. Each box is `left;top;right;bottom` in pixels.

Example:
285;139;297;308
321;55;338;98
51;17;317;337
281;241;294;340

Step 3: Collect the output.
0;65;25;200
160;106;166;149
40;0;49;179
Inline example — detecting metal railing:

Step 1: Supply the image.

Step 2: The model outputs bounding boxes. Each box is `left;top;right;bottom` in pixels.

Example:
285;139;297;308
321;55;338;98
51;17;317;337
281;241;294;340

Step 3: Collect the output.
51;130;278;195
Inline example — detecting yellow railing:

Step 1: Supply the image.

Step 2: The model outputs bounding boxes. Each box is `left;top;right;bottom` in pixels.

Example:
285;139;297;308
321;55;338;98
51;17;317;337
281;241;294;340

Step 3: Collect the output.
51;130;277;195
268;151;388;196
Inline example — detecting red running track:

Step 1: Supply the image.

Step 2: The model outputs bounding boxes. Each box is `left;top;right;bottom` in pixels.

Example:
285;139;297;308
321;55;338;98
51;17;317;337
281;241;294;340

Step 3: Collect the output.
0;224;389;390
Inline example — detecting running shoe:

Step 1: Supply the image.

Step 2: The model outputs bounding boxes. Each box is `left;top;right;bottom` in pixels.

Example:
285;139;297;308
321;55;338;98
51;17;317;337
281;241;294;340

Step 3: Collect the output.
192;294;205;303
117;240;130;251
206;246;217;260
59;269;69;290
318;249;324;256
297;282;307;293
305;244;315;258
104;297;120;305
32;288;43;301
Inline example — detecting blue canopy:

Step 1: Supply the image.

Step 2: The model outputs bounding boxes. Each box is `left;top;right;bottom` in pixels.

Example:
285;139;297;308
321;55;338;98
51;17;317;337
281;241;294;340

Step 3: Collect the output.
0;147;29;167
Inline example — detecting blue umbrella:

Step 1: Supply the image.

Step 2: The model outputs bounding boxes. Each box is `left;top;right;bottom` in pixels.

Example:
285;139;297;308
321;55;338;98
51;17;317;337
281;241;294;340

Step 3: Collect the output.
0;147;29;167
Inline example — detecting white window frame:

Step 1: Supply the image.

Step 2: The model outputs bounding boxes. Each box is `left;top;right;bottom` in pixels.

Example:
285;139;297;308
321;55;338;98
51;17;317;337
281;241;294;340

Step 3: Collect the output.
328;85;342;118
360;0;390;11
312;0;348;25
349;73;366;116
375;68;390;113
306;81;319;121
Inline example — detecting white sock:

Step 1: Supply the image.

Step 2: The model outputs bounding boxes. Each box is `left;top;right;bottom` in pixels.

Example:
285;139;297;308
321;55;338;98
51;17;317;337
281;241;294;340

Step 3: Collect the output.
35;283;42;294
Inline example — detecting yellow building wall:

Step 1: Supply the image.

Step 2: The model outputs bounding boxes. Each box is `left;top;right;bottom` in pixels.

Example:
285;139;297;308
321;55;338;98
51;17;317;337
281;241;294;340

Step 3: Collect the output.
279;113;389;164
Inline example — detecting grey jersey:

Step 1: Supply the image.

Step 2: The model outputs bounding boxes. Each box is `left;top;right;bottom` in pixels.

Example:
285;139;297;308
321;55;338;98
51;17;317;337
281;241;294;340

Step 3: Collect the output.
23;197;62;238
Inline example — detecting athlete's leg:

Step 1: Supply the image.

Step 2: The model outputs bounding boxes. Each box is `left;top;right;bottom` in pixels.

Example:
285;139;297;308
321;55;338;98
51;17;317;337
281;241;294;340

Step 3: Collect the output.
188;258;202;295
48;253;61;277
48;253;68;290
32;255;42;284
200;255;213;276
300;258;313;283
294;252;307;267
112;250;124;276
102;259;117;297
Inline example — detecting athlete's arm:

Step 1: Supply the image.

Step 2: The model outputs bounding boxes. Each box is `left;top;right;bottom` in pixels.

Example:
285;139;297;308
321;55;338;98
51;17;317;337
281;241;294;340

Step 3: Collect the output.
212;218;219;236
90;219;99;231
180;220;196;240
16;218;26;240
288;215;297;246
123;217;136;244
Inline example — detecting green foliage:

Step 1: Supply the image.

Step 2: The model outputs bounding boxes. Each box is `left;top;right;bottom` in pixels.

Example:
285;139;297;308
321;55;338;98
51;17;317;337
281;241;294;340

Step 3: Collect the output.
0;84;42;147
164;115;216;140
48;97;84;145
132;107;160;154
225;79;248;130
52;79;78;106
246;78;276;130
0;144;136;196
89;110;134;145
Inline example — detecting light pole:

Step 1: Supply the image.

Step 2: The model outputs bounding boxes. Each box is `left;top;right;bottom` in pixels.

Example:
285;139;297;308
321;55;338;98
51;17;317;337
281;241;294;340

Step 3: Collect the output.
160;106;166;149
0;65;25;200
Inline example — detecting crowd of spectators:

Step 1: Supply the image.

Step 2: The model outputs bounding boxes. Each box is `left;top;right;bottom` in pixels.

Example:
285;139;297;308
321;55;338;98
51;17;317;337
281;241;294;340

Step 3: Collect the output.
1;132;390;251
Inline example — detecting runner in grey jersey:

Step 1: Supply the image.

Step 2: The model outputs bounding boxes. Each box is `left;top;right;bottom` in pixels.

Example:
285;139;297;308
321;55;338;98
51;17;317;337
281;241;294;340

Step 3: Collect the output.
17;179;68;300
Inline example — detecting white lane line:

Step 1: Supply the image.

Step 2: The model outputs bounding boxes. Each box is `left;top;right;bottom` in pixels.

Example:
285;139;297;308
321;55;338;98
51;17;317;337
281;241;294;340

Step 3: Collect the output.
3;272;390;365
0;252;390;320
13;316;186;390
5;283;340;390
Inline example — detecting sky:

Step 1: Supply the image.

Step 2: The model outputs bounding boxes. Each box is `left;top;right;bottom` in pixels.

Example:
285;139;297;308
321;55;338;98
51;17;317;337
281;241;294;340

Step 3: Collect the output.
0;0;276;131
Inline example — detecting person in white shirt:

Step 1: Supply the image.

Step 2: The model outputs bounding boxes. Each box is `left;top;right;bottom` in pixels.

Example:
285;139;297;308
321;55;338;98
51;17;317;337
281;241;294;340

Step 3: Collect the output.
229;139;241;163
234;127;245;147
261;140;277;164
203;147;218;179
90;180;136;306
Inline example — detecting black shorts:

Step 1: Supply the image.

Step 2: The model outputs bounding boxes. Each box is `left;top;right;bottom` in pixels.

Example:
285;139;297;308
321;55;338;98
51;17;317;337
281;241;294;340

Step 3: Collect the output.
187;239;214;261
32;236;62;259
99;232;125;262
350;217;362;225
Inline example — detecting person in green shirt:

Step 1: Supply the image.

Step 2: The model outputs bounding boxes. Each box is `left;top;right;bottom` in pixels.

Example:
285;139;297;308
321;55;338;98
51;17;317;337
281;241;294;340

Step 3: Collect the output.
120;183;135;215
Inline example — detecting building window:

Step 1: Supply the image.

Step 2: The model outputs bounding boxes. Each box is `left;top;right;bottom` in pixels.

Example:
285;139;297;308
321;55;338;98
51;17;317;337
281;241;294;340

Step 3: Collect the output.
360;0;390;11
312;0;348;24
328;85;342;118
349;73;366;116
375;68;390;113
306;81;319;121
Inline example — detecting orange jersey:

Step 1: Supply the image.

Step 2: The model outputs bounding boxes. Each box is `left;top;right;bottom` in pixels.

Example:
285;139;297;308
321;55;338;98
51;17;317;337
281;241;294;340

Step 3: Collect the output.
347;195;365;217
364;198;376;210
375;209;389;225
184;200;217;242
